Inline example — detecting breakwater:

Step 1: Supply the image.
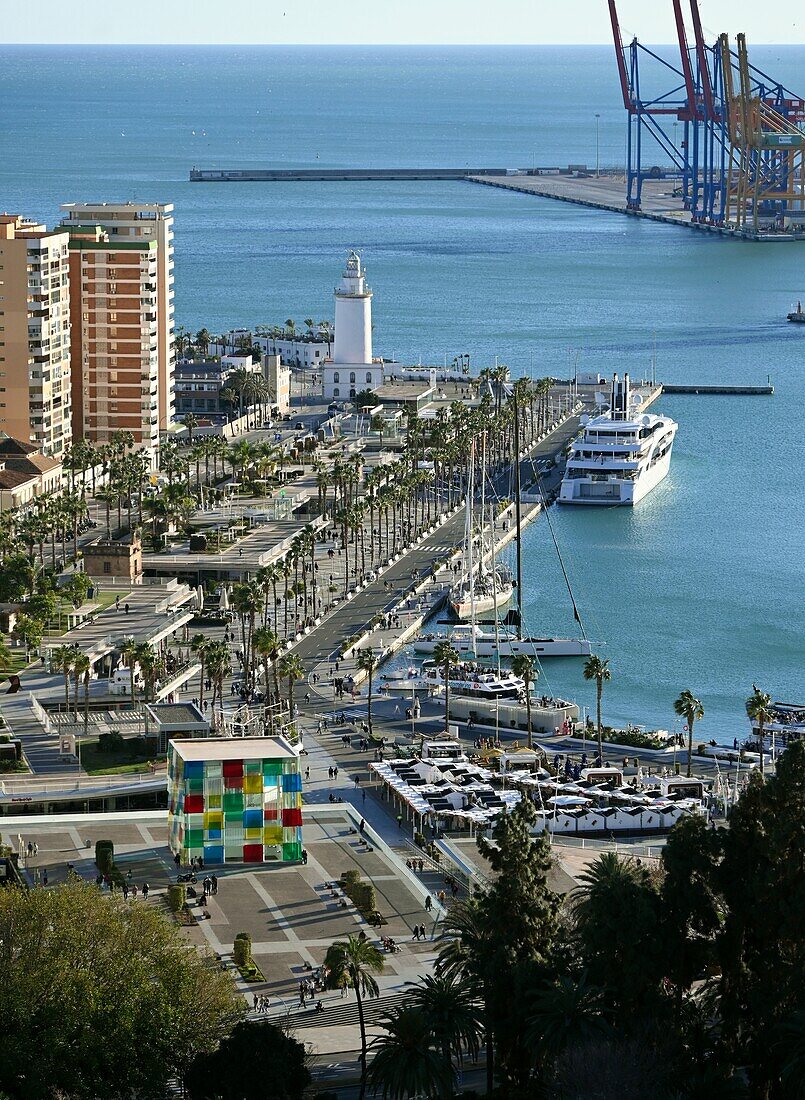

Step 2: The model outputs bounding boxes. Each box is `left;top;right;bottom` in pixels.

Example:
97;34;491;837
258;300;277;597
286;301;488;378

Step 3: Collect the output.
661;384;774;395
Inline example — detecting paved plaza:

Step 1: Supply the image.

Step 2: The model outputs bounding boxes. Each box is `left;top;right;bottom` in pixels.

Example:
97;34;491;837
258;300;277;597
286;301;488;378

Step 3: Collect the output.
8;805;440;1055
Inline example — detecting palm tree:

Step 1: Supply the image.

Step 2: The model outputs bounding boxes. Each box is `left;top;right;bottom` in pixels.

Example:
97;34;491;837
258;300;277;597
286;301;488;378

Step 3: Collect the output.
324;936;385;1100
524;972;610;1063
195;328;211;356
120;638;139;704
406;973;482;1088
356;648;378;737
135;642;163;703
231;580;262;687
437;898;496;1092
182;412;199;446
366;1005;454;1100
190;634;211;709
205;640;232;725
511;655;538;749
674;689;705;778
253;626;281;715
583;655;611;761
73;652;92;744
745;684;774;778
277;653;305;719
433;641;459;733
52;643;79;714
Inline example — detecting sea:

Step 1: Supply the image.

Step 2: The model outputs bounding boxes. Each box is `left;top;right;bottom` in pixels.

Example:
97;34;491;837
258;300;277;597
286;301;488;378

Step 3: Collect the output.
1;45;803;743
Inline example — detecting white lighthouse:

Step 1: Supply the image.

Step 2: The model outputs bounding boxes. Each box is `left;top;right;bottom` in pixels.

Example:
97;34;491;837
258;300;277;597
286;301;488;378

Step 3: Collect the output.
323;251;383;401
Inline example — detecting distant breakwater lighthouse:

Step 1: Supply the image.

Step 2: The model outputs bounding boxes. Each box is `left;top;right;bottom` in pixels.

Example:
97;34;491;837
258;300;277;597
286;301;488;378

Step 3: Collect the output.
323;251;382;401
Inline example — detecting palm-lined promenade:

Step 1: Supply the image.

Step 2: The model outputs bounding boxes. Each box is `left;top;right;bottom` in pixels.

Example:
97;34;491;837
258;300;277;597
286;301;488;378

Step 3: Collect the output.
0;336;797;1100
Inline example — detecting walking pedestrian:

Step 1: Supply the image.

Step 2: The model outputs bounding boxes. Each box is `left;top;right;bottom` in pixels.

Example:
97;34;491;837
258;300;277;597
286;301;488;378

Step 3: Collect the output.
42;869;48;887
142;882;149;899
210;875;217;895
424;894;432;912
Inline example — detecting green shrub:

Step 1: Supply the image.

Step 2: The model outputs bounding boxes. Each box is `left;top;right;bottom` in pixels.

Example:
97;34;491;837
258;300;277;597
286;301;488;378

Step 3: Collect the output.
413;831;426;848
95;840;114;874
167;884;186;912
352;883;376;914
98;731;126;754
233;932;252;968
341;869;361;890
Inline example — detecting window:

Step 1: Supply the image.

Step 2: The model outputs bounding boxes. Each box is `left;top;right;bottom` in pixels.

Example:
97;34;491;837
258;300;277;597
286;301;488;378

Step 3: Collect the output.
366;372;372;384
349;371;355;383
103;561;111;574
333;371;339;383
349;388;356;398
333;388;339;397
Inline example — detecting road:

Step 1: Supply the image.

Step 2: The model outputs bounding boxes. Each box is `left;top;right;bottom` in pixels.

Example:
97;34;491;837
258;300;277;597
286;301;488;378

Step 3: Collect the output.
291;410;584;676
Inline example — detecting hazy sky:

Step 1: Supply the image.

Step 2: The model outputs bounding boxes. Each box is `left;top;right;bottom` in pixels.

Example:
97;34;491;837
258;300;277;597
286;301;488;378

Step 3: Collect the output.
3;0;803;45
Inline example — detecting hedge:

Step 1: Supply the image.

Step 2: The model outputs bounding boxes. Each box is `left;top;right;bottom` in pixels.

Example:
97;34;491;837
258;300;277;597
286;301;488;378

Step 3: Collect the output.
95;840;114;874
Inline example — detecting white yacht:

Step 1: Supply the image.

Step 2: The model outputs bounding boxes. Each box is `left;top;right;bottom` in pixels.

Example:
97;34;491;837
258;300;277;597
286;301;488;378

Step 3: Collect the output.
559;374;678;506
414;623;591;659
450;566;514;620
422;662;525;700
380;662;524;700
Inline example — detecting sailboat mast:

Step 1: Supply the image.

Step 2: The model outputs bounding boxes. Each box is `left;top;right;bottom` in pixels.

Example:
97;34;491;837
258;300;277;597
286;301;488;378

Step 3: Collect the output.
479;432;486;572
513;384;524;639
467;443;476;628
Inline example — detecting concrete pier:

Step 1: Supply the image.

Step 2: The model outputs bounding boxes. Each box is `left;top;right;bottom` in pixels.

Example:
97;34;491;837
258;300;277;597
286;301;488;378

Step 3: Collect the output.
189;167;509;182
661;384;774;395
466;173;805;242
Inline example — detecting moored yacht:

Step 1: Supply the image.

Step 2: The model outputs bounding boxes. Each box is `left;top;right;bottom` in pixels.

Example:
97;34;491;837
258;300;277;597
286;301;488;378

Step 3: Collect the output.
559;374;678;506
414;623;591;659
380;661;525;700
450;565;514;620
422;661;525;699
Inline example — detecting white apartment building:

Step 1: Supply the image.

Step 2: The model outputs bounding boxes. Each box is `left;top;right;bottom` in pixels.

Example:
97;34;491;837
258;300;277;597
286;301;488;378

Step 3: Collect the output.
0;215;73;456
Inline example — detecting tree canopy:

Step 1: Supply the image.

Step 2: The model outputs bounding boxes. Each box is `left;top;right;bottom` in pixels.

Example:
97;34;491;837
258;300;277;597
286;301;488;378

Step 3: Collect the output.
0;880;242;1099
184;1019;310;1100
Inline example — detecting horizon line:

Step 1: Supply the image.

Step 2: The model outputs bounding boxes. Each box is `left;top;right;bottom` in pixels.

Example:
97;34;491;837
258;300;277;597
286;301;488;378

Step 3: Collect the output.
2;40;802;48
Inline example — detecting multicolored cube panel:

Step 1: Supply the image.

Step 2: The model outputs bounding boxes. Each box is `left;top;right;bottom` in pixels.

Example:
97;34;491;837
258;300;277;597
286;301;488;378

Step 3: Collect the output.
167;738;303;864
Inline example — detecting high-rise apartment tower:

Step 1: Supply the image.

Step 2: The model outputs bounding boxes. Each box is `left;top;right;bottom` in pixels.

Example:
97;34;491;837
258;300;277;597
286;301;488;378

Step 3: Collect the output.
60;202;175;453
0;215;72;455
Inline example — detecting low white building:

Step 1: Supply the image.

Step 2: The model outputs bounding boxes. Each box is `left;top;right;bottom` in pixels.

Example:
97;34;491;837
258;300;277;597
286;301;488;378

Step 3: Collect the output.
252;334;329;372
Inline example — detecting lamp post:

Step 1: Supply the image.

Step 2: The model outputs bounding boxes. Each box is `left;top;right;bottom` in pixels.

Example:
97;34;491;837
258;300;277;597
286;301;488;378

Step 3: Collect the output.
595;113;601;178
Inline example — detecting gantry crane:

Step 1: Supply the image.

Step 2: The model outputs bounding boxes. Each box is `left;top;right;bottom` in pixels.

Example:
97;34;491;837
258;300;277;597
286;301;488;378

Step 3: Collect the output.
720;32;805;232
609;1;805;235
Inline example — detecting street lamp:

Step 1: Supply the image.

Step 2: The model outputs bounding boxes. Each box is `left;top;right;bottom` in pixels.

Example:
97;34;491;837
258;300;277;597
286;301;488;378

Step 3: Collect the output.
595;113;601;178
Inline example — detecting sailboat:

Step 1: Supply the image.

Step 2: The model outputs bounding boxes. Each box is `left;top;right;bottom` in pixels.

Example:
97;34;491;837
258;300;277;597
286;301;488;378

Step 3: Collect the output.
449;439;514;620
440;383;591;656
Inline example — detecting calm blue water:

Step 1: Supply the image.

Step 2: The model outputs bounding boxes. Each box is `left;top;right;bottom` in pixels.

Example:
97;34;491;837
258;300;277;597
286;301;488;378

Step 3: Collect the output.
2;46;803;740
